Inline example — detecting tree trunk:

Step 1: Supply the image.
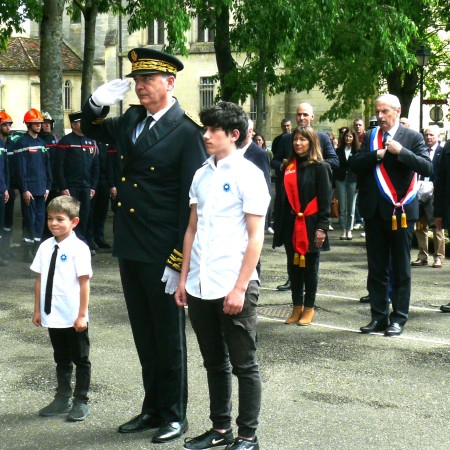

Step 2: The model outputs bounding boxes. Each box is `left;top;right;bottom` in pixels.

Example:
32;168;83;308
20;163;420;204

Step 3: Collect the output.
213;7;237;102
255;73;265;132
386;69;419;118
81;1;99;105
40;0;65;138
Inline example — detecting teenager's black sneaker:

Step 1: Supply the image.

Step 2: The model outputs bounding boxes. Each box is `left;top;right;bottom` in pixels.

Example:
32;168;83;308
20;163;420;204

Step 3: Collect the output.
184;428;234;449
226;437;259;450
39;398;71;416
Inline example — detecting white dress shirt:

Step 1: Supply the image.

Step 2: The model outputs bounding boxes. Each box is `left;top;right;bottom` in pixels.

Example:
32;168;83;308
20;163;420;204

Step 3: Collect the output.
186;151;270;300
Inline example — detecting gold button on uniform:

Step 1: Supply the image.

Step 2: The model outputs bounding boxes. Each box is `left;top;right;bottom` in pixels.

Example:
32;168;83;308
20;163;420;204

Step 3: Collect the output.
150;167;155;171
297;212;303;217
121;177;126;182
134;184;138;188
130;208;135;213
117;202;122;207
120;155;124;160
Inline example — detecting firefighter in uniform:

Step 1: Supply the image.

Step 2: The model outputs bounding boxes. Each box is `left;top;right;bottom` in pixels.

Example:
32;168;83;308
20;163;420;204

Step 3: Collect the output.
39;111;60;240
0;114;10;266
81;48;207;444
54;111;99;245
14;109;52;261
0;112;17;257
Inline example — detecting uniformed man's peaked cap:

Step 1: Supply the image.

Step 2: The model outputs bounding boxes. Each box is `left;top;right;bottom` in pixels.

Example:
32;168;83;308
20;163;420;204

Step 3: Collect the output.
126;48;184;77
69;111;82;123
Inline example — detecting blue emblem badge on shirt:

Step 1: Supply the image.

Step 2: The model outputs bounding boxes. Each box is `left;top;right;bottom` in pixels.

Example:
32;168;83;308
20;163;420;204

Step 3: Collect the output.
223;183;230;192
60;254;67;262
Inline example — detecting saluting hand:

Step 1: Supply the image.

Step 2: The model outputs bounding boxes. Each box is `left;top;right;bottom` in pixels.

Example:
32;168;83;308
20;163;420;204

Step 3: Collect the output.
91;79;131;107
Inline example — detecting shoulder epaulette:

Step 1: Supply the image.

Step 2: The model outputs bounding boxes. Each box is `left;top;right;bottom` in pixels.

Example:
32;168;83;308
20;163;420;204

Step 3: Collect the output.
185;111;203;128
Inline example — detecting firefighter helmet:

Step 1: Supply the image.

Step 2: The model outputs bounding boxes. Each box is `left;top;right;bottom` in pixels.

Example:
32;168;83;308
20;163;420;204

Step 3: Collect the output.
0;111;13;123
23;108;44;124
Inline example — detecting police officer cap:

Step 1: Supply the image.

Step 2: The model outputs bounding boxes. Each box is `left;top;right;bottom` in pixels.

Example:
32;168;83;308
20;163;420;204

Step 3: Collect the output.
69;111;82;123
126;48;184;78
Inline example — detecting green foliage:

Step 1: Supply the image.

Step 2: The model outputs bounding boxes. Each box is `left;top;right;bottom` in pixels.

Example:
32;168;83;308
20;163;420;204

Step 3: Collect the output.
0;0;42;51
124;0;449;121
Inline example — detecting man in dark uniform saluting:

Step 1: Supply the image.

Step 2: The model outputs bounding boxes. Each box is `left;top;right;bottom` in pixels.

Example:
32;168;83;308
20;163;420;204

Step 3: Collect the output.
81;48;207;444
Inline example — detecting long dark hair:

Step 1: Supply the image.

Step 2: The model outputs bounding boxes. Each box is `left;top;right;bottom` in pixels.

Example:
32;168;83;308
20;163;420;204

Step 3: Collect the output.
287;126;323;165
337;129;360;153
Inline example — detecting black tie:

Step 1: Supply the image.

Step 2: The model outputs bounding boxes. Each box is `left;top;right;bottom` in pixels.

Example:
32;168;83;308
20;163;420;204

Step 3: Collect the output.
136;115;154;142
44;244;59;315
383;132;389;147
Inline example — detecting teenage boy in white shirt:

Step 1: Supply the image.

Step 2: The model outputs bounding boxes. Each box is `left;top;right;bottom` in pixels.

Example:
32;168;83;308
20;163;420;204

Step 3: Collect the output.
31;195;92;422
175;102;270;450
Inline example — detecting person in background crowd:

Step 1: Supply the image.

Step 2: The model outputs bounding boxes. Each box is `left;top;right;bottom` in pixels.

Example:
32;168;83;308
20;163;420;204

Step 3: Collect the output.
271;103;338;292
273;126;332;326
251;131;273;234
353;119;365;143
334;129;360;240
81;48;207;444
54;112;99;251
0;120;10;266
86;142;112;250
0;112;18;256
40;111;60;240
326;132;338;149
350;94;432;337
14;109;52;262
400;117;410;128
411;125;444;268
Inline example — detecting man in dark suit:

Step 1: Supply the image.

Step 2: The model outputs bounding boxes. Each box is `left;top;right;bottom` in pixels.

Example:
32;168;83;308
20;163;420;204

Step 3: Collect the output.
81;48;207;443
239;119;271;190
271;103;339;291
434;138;450;313
411;125;444;268
350;94;432;336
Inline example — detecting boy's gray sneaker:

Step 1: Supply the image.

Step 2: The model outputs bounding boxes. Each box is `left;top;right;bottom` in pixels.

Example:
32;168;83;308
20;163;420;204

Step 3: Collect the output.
67;401;90;422
184;428;234;449
39;398;71;417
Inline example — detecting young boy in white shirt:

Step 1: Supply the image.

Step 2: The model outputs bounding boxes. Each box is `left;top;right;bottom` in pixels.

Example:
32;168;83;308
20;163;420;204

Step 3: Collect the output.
31;196;92;421
175;102;270;450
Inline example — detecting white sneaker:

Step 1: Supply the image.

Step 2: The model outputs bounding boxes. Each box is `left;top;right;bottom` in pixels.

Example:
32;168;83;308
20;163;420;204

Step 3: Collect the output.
353;223;364;230
360;232;366;238
328;224;334;231
267;227;274;234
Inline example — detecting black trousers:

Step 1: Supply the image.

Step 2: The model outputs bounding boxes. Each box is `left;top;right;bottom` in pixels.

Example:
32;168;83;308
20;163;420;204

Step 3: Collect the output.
187;281;261;439
284;237;320;308
48;327;91;402
119;259;187;423
87;181;110;244
365;216;414;326
67;188;91;241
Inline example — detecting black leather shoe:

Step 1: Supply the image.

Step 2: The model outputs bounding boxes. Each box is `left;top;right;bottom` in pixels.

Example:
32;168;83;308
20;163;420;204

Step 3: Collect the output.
152;419;188;443
440;303;450;313
360;320;388;334
359;295;370;303
118;413;161;433
276;279;291;291
385;323;404;336
96;240;111;249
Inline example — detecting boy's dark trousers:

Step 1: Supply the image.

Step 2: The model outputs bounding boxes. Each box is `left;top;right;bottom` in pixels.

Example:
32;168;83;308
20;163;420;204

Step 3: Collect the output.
48;327;91;403
187;280;261;439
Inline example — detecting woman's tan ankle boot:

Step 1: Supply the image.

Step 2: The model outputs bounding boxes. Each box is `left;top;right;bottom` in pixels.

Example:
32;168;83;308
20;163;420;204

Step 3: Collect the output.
298;307;315;326
285;305;303;324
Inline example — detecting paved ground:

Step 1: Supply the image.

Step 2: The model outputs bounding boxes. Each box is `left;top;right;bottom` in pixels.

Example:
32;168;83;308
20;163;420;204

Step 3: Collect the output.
1;214;449;449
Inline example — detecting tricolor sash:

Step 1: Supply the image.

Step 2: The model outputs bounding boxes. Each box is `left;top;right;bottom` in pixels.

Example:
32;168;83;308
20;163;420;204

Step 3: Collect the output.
370;127;418;229
284;158;319;267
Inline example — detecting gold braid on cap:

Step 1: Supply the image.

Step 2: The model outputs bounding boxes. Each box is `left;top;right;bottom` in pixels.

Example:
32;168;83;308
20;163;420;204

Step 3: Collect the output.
167;249;183;272
132;58;178;75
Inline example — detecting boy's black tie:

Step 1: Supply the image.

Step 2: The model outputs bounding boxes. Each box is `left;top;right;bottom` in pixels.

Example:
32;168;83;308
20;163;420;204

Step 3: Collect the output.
44;244;59;315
